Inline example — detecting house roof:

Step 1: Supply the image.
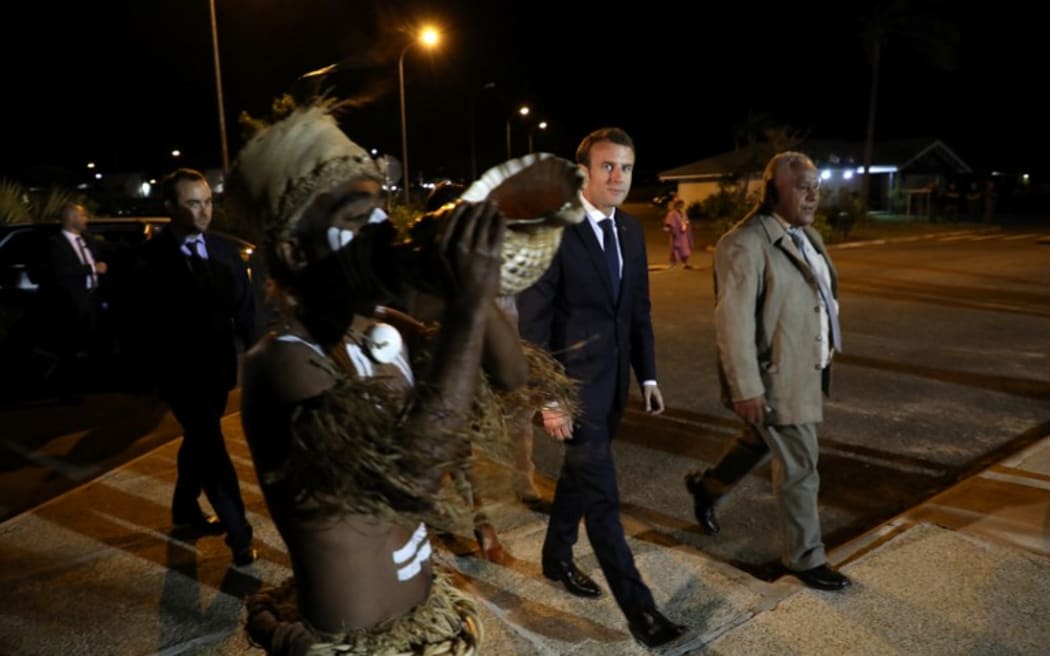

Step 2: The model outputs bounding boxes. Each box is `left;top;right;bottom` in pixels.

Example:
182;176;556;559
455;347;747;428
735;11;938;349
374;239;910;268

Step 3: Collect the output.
658;138;972;181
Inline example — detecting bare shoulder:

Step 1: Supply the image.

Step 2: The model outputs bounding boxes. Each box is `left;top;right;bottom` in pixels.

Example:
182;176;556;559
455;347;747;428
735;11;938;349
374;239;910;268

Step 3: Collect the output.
244;334;337;405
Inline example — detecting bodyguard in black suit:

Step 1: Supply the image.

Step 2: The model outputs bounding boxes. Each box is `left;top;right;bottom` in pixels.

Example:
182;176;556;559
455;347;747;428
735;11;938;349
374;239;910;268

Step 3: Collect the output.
42;203;108;393
136;168;257;567
517;128;687;648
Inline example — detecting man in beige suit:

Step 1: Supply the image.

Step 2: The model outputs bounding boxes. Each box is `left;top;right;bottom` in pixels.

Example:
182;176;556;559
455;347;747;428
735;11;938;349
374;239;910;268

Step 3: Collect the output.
684;151;851;591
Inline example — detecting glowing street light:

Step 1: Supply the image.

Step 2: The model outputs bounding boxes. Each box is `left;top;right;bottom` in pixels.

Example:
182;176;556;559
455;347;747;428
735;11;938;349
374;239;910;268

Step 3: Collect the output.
528;120;548;153
506;105;530;159
398;25;441;204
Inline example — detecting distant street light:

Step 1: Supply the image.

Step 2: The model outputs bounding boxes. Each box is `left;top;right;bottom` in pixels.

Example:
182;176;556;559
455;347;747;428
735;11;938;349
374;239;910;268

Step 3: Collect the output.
398;25;441;205
171;149;182;158
506;105;530;159
528;120;548;153
208;0;230;173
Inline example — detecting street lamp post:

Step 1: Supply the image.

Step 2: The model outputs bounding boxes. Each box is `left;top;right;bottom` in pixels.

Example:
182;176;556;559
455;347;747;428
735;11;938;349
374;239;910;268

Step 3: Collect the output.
528;120;548;153
397;26;440;205
470;81;496;180
505;105;530;160
208;0;229;173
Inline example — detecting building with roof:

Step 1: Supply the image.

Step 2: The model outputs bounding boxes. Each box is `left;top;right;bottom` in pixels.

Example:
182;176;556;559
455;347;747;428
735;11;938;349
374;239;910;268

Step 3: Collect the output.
657;139;973;214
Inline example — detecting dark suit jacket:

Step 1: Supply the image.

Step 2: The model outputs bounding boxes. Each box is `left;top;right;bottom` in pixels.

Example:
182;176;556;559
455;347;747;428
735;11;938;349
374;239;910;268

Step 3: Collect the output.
518;209;656;428
45;232;104;335
135;228;255;395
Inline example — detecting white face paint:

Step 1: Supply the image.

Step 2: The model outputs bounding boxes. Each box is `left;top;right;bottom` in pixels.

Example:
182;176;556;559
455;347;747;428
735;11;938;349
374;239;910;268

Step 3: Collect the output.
326;226;355;252
325;206;390;252
367;206;389;224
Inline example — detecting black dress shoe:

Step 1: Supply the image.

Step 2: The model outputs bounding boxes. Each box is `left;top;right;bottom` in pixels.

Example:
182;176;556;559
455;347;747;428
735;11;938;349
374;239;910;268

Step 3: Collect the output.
793;564;852;591
232;545;258;567
172;513;225;536
541;559;602;598
628;607;688;648
684;470;720;535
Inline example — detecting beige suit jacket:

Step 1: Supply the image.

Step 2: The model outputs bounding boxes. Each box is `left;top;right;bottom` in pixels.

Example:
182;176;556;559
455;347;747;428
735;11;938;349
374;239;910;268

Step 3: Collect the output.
713;209;839;426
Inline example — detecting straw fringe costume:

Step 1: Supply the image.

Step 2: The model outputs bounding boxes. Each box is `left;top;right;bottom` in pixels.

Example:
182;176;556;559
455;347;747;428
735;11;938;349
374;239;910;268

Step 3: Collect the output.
229;100;581;656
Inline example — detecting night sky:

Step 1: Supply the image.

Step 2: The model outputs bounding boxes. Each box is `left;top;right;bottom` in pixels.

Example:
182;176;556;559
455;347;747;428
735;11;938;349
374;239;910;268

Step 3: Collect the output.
2;0;1043;188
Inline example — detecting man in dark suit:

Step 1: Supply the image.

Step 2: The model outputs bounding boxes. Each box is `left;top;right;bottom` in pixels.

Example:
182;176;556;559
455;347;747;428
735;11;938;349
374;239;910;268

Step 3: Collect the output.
137;168;256;567
517;128;687;648
43;203;108;394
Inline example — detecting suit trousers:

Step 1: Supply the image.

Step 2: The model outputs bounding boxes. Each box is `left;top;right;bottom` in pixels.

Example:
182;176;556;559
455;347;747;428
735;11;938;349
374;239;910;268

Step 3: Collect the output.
167;386;253;551
543;416;655;616
701;422;826;571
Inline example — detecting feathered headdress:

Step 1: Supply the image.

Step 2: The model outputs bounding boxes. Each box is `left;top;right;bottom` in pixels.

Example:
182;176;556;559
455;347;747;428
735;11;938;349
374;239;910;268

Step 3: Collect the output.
226;101;383;244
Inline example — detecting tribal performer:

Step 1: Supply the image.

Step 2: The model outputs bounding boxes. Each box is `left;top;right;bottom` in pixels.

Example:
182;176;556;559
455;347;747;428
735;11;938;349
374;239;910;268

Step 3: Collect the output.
227;100;582;655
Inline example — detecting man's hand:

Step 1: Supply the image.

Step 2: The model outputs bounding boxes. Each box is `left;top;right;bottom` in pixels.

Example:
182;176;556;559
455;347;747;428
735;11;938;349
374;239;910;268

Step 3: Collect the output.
541;407;573;441
733;396;768;425
643;384;665;415
440;200;504;306
94;261;108;274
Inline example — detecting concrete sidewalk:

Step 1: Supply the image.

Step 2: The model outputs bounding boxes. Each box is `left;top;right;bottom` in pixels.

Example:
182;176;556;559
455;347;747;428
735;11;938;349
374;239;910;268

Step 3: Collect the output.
2;407;1049;656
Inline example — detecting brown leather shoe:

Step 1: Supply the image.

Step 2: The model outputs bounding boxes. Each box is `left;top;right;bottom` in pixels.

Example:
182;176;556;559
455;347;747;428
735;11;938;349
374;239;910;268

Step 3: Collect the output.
474;522;509;564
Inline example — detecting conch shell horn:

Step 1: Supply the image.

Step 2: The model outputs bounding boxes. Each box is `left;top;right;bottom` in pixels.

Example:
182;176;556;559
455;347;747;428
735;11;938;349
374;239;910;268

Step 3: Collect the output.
458;153;584;295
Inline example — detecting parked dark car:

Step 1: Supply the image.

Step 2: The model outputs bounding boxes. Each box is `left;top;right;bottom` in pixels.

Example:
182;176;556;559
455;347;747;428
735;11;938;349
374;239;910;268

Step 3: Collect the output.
0;218;254;399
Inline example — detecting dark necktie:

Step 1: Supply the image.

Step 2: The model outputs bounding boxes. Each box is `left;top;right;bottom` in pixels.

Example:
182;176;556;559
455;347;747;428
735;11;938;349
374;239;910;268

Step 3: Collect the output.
187;239;211;290
599;218;620;296
75;237;97;289
789;229;842;351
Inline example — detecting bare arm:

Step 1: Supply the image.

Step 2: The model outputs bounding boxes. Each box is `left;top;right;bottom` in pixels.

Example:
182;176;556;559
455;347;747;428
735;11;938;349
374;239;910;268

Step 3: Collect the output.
480;300;527;391
400;201;505;484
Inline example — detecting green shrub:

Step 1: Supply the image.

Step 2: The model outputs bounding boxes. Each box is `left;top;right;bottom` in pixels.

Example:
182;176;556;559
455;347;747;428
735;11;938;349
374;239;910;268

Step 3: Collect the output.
0;179;31;225
1;181;85;225
33;187;82;223
819;188;864;240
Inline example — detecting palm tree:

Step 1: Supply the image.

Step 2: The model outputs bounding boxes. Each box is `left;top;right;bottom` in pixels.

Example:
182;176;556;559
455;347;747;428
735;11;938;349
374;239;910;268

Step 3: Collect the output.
731;111;805;201
0;179;30;225
859;1;959;214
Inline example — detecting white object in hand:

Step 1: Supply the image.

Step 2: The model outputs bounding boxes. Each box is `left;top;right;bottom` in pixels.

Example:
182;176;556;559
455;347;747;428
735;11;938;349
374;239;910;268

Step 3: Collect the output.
365;322;402;364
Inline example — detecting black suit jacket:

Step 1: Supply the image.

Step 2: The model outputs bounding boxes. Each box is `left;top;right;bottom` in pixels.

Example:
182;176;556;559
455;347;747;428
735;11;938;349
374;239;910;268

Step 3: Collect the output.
518;209;656;428
135;228;255;395
45;232;103;330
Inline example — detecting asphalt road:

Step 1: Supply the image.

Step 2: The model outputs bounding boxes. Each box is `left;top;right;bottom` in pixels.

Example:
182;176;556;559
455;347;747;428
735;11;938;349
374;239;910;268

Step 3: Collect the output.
592;208;1050;577
3;208;1048;585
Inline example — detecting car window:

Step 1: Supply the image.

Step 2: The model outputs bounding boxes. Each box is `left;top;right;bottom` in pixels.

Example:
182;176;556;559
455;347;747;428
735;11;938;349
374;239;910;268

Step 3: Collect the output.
0;229;50;288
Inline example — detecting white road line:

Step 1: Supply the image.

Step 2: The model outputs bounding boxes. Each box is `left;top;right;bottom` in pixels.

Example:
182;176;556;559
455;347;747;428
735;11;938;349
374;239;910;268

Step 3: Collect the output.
1;439;100;481
999;435;1050;467
980;469;1050;493
819;445;947;477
